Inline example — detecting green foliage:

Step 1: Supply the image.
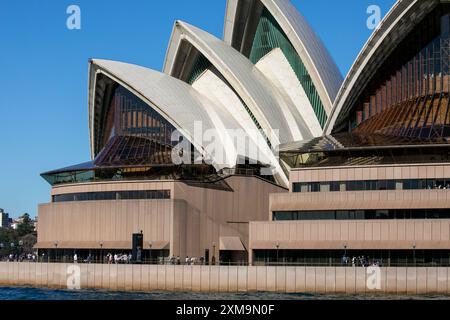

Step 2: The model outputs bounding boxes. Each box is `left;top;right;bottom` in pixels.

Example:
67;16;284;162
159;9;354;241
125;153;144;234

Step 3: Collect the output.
0;213;36;256
0;228;19;256
16;213;35;237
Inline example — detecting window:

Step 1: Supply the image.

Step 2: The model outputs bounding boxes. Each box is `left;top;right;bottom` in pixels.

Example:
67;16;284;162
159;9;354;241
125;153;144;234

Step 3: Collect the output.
310;183;320;192
330;181;340;192
320;182;330;192
272;209;450;221
346;181;356;191
336;211;349;220
377;180;387;190
386;180;396;190
295;178;450;193
53;190;171;202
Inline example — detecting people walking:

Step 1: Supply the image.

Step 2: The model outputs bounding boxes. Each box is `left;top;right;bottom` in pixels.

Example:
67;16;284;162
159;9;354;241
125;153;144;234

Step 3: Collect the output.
73;253;78;263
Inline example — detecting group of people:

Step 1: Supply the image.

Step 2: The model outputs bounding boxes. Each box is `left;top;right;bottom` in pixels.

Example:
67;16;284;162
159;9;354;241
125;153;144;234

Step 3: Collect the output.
4;253;36;262
72;253;94;263
105;253;132;264
342;255;382;267
429;184;450;190
169;256;206;265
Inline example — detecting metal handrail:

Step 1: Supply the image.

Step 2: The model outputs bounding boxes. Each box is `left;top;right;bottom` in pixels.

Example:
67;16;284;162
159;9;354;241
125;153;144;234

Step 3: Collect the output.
2;256;448;268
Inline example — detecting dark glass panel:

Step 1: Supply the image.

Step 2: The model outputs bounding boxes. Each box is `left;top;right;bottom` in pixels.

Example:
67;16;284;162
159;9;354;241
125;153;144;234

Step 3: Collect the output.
330;181;340;192
386;180;396;190
52;190;171;203
272;209;450;221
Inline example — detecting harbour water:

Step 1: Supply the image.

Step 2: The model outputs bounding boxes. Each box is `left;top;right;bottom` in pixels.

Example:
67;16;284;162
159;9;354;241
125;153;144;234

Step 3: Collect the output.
0;287;449;300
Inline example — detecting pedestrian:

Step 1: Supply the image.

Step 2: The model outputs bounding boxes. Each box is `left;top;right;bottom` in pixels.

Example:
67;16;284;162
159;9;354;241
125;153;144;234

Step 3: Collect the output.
185;256;190;265
176;256;181;265
73;253;78;263
114;254;118;264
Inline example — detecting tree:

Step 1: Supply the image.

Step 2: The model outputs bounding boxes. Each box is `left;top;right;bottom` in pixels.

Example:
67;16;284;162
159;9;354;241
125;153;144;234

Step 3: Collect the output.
16;213;35;237
0;228;19;256
20;234;37;254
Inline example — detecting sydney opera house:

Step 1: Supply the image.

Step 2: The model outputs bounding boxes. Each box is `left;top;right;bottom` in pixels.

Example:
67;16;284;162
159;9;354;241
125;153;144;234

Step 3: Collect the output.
37;0;450;267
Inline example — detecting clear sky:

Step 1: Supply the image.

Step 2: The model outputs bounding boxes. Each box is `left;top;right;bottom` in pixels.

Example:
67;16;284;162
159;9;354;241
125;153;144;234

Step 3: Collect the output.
0;0;396;218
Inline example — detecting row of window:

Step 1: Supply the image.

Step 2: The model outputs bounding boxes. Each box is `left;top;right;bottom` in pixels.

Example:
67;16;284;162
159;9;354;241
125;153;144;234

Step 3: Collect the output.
253;249;450;267
292;178;450;193
52;190;171;203
273;209;450;221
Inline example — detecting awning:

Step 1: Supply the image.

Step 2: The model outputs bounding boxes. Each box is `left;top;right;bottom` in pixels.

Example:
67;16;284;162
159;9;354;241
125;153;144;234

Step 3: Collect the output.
219;237;246;251
34;241;170;250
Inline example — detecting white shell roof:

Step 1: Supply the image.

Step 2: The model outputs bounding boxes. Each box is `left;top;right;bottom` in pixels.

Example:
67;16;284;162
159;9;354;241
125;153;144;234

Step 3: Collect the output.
163;20;313;144
88;59;288;185
223;0;343;114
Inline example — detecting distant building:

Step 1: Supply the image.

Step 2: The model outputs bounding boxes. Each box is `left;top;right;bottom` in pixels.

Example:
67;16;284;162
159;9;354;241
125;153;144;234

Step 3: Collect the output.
10;215;37;231
10;221;18;230
0;209;11;229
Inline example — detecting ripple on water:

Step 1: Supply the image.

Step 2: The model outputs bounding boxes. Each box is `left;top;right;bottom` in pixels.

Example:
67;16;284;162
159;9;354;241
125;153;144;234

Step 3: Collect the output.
0;287;449;300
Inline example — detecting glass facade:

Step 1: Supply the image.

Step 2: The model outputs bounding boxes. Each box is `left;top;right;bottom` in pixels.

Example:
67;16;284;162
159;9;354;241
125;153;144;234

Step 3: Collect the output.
280;133;450;169
293;178;450;193
253;249;450;267
249;8;328;127
109;85;180;149
42;163;222;186
93;76;193;158
338;5;450;138
186;54;212;85
52;190;171;203
273;209;450;221
42;77;235;186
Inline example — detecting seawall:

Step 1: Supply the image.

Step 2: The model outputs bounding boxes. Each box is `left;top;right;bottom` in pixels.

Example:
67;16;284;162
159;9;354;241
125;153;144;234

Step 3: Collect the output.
0;262;450;295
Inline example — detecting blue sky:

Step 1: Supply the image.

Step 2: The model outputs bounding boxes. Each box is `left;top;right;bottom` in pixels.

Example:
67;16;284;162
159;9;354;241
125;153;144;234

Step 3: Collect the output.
0;0;396;218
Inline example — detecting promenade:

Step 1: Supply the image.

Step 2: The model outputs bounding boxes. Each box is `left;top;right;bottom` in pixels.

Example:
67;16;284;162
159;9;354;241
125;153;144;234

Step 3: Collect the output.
1;262;450;295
